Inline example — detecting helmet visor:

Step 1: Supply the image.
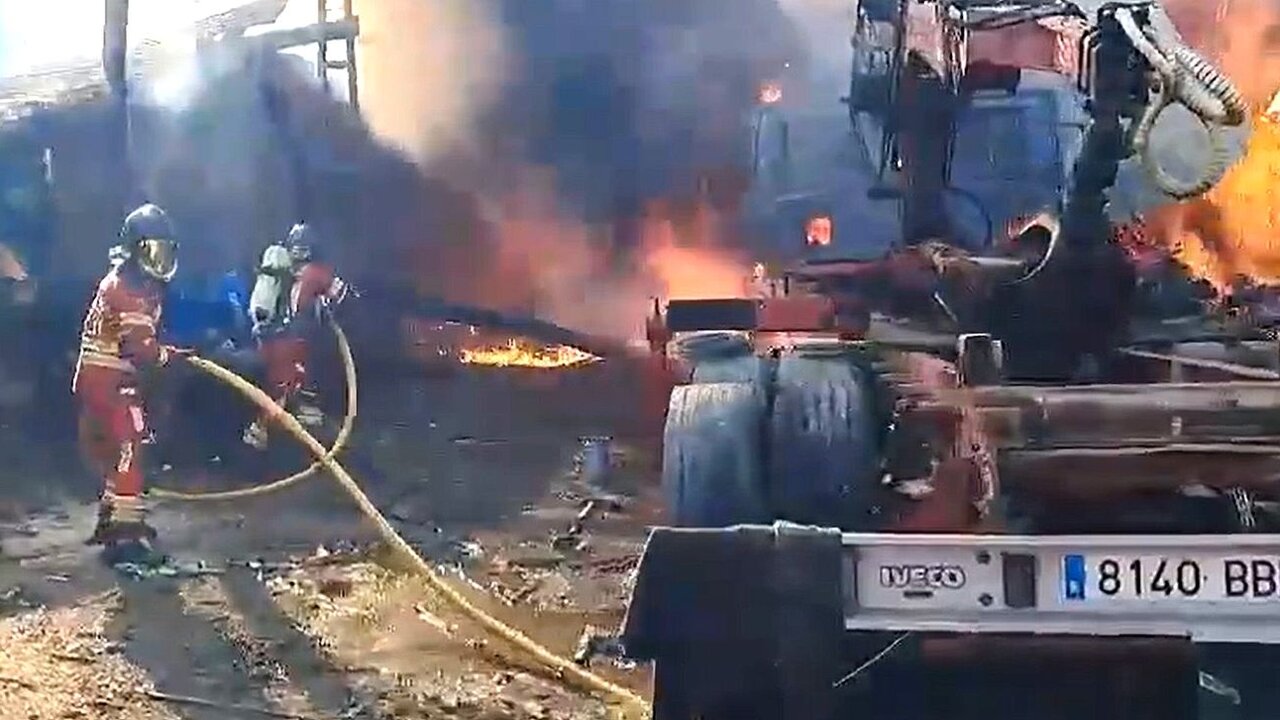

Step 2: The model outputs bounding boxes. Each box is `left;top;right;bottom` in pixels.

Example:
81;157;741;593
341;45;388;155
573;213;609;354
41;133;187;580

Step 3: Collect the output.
137;238;178;281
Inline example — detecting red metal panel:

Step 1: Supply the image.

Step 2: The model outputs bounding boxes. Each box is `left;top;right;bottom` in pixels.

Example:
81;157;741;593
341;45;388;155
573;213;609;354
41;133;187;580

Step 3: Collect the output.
756;296;837;332
968;18;1086;78
906;5;1086;80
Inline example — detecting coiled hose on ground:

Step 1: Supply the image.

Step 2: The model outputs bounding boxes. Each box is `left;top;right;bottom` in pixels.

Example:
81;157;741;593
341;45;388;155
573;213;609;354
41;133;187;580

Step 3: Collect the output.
151;324;651;717
150;322;358;501
1115;6;1249;199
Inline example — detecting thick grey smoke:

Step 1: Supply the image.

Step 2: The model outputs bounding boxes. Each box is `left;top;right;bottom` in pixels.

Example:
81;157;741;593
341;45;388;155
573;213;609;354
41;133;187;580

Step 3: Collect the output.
129;44;304;278
354;0;508;166
353;0;809;335
119;0;809;337
455;0;804;220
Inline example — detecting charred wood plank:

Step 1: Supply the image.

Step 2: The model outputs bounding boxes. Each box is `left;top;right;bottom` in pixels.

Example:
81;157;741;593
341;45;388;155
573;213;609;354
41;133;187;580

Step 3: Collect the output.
1166;341;1280;368
901;400;1280;450
923;381;1280;406
1000;447;1280;499
233;18;360;51
1119;347;1280;380
910;386;1280;449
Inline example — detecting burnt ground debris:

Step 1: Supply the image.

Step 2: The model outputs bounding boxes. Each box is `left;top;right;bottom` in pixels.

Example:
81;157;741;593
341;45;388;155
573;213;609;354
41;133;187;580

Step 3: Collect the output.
0;358;659;719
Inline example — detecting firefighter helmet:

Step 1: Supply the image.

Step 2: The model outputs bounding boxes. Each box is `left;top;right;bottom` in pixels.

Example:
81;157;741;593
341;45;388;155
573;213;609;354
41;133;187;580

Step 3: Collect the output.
284;222;314;264
120;204;178;282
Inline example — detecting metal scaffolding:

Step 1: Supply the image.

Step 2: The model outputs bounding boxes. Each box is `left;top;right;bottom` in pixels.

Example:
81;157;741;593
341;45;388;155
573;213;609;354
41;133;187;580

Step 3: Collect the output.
316;0;360;112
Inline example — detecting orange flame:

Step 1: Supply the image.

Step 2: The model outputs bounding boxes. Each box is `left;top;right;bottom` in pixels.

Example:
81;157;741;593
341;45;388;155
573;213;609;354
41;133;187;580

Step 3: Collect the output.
1267;88;1280;121
759;81;783;105
460;338;600;368
638;199;751;300
1161;110;1280;289
1147;0;1280;290
805;215;833;246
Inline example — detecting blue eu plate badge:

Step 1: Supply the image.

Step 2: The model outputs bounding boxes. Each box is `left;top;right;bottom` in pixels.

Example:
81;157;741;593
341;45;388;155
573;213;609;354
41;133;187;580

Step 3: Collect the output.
1063;554;1086;600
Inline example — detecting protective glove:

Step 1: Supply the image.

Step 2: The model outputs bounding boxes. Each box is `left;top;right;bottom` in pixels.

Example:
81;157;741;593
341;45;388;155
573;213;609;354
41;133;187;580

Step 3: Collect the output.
161;345;197;364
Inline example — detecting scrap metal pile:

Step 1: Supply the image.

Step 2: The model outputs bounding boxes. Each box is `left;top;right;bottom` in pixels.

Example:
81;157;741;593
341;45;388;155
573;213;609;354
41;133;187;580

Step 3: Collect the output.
624;1;1280;718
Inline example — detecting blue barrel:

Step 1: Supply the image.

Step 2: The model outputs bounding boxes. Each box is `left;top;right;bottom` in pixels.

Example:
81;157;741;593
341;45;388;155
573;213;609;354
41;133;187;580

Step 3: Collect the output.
579;436;613;489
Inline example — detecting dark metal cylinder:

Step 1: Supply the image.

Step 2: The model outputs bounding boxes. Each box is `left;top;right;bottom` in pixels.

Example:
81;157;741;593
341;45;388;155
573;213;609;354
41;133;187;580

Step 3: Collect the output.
579;436;613;489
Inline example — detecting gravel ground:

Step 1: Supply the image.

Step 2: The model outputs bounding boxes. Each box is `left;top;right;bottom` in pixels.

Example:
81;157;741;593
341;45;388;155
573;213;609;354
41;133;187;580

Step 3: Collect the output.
0;359;664;720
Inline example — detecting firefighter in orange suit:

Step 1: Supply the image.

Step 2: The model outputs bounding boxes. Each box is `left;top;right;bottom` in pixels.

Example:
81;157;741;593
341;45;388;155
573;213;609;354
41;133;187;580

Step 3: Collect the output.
244;222;350;448
75;203;187;554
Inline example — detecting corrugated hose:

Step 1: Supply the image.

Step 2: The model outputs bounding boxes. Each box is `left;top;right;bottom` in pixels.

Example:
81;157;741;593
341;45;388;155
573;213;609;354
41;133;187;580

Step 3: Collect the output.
149;322;358;501
1115;6;1249;199
163;324;651;718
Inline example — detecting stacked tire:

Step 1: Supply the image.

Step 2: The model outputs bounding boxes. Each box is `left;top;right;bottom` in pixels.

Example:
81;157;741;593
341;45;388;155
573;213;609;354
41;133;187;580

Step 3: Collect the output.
661;333;883;530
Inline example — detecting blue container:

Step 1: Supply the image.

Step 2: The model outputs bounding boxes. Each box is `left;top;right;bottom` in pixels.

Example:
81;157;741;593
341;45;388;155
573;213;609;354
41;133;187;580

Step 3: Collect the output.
579;436;613;489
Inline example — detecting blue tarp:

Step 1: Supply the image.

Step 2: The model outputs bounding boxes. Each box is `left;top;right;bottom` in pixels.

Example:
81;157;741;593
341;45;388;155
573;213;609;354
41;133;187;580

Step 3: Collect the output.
162;270;249;348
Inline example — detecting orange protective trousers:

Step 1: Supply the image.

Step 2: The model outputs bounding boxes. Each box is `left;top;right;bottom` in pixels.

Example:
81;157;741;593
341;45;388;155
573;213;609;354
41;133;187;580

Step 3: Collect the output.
75;366;148;515
260;334;308;408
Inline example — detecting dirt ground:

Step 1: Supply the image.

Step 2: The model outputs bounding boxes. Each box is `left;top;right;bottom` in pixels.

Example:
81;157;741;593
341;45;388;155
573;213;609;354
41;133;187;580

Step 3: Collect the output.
0;359;661;720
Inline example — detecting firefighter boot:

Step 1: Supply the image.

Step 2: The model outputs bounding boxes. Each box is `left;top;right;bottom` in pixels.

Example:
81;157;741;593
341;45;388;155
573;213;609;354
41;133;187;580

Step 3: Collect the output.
85;500;160;565
293;390;324;428
243;420;269;450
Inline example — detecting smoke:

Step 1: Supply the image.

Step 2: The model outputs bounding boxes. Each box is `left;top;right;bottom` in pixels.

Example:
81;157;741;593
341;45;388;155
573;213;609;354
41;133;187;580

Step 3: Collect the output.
353;0;508;165
127;44;298;277
1163;0;1280;107
114;0;804;340
355;0;804;338
773;0;851;102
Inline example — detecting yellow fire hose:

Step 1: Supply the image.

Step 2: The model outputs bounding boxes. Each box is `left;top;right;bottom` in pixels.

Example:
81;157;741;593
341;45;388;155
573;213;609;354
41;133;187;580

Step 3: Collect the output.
149;323;358;501
156;323;651;718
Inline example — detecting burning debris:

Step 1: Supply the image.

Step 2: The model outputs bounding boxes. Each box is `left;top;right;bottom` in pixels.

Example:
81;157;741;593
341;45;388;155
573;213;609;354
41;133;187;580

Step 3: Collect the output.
459;338;600;369
1133;1;1280;295
758;81;783;105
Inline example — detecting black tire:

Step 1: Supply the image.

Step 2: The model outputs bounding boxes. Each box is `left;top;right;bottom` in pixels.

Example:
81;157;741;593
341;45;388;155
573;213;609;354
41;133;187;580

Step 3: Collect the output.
677;331;769;386
769;356;882;529
663;382;768;527
691;355;772;385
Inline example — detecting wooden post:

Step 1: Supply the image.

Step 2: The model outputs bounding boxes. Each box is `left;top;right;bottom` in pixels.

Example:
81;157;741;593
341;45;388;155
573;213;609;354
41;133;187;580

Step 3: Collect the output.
344;0;359;112
102;0;129;98
316;0;329;89
102;0;135;209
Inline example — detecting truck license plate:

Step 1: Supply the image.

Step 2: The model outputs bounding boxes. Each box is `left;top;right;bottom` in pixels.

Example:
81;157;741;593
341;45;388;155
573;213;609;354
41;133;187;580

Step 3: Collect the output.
1062;553;1280;601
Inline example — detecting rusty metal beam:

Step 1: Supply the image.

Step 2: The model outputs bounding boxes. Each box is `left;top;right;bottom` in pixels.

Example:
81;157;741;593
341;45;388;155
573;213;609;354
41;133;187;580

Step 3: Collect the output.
1000;447;1280;499
924;380;1280;407
901;400;1280;450
1119;346;1280;380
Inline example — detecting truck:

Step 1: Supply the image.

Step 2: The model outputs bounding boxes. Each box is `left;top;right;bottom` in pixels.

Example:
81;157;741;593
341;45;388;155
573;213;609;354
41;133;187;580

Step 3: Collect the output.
618;2;1280;718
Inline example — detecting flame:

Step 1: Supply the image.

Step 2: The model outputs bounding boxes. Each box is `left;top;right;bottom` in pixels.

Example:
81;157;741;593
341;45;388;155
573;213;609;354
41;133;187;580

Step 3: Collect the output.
1268;87;1280;121
0;243;27;282
429;165;749;340
638;200;751;299
758;81;783;105
460;338;600;368
805;215;833;246
1145;0;1280;291
1159;112;1280;289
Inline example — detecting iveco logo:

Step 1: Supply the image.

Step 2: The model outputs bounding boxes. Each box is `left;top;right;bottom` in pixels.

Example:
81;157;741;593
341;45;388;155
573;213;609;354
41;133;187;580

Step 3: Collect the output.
879;564;967;590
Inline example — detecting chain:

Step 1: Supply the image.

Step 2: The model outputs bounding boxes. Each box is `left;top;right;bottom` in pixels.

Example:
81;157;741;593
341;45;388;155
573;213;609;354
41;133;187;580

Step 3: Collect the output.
1227;487;1256;531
